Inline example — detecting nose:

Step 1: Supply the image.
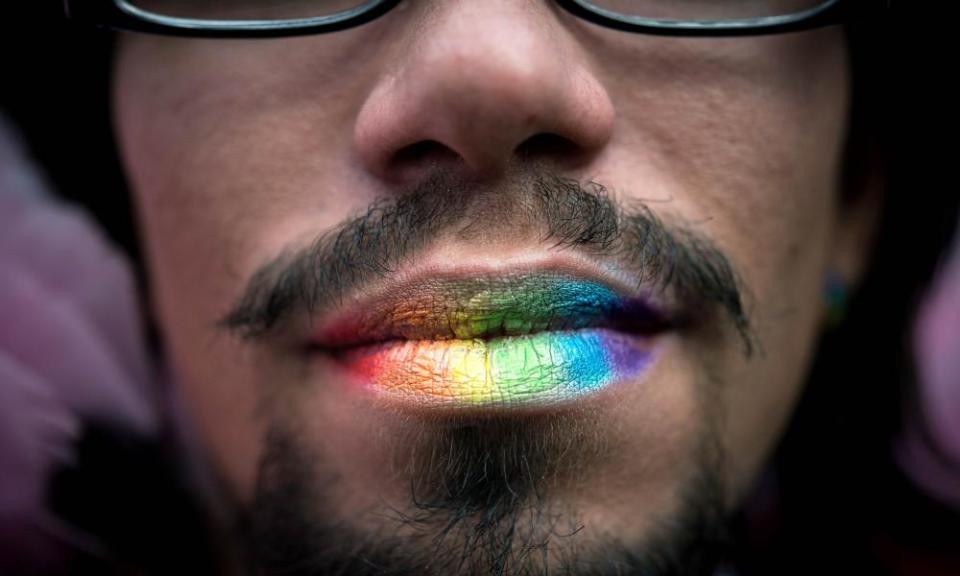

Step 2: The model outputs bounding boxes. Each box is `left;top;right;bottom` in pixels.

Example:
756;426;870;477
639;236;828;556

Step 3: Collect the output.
353;1;615;183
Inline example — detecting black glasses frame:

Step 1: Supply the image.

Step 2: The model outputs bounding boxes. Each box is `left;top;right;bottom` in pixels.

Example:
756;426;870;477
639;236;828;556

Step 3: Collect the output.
62;0;891;39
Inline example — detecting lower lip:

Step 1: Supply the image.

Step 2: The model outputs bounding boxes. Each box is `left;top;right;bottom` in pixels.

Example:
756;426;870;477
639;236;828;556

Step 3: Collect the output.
332;328;654;410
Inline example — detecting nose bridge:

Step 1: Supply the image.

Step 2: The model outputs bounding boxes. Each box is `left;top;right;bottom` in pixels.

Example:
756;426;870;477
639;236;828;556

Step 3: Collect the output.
352;0;615;182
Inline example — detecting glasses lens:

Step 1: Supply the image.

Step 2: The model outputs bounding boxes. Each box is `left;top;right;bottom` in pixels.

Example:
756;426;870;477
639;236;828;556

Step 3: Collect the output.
118;0;377;22
583;0;834;22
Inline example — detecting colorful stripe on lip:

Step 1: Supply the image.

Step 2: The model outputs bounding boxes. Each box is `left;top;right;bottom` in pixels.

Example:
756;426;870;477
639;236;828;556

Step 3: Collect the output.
316;273;665;409
315;272;668;345
338;329;654;409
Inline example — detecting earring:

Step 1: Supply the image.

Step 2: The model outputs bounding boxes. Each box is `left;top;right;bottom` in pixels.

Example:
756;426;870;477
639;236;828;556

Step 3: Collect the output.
823;270;849;328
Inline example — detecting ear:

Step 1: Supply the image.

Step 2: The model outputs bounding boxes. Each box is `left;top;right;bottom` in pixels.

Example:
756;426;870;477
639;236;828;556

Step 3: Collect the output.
827;149;886;300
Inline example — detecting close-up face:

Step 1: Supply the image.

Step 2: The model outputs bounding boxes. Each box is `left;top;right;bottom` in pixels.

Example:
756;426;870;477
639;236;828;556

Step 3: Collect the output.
109;2;876;573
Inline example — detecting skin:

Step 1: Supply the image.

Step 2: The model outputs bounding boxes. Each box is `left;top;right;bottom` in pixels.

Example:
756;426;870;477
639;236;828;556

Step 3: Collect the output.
111;0;881;572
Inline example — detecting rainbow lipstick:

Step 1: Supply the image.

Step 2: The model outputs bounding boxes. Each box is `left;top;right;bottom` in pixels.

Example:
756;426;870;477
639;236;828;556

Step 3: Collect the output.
315;273;664;410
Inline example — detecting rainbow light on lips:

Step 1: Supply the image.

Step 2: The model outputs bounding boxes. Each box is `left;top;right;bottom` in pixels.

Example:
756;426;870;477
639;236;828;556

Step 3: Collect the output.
318;273;663;410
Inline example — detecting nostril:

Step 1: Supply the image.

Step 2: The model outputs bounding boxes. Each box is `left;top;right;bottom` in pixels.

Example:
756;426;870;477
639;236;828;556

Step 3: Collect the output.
516;133;584;164
380;134;594;181
390;140;462;173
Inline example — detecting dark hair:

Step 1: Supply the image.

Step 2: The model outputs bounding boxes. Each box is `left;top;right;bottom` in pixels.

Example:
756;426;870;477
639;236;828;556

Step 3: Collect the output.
3;4;957;573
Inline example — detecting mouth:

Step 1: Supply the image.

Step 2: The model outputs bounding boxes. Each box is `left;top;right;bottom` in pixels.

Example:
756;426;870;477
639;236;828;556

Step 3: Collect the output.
309;268;676;412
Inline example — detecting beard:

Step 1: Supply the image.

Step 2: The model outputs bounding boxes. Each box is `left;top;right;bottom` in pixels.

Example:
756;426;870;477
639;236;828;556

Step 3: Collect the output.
223;171;748;575
233;405;733;576
221;169;754;576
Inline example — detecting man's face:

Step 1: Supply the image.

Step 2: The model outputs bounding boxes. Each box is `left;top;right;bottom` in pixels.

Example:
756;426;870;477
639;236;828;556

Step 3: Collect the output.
111;3;869;573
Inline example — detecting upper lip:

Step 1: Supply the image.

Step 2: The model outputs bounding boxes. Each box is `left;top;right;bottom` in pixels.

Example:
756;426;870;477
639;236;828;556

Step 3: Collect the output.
308;263;678;351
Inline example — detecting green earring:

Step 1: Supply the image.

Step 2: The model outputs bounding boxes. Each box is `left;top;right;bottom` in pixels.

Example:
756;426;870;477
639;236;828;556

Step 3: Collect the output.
823;270;849;328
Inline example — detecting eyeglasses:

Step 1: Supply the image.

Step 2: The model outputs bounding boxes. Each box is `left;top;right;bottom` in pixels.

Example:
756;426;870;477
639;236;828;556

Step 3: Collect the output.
63;0;890;39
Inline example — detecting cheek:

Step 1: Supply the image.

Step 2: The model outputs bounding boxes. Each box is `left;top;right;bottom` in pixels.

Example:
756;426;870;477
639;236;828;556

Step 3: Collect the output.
593;29;848;501
112;36;247;367
112;32;383;331
700;34;847;498
111;33;403;312
692;35;848;500
112;30;400;498
110;35;357;497
111;44;260;494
